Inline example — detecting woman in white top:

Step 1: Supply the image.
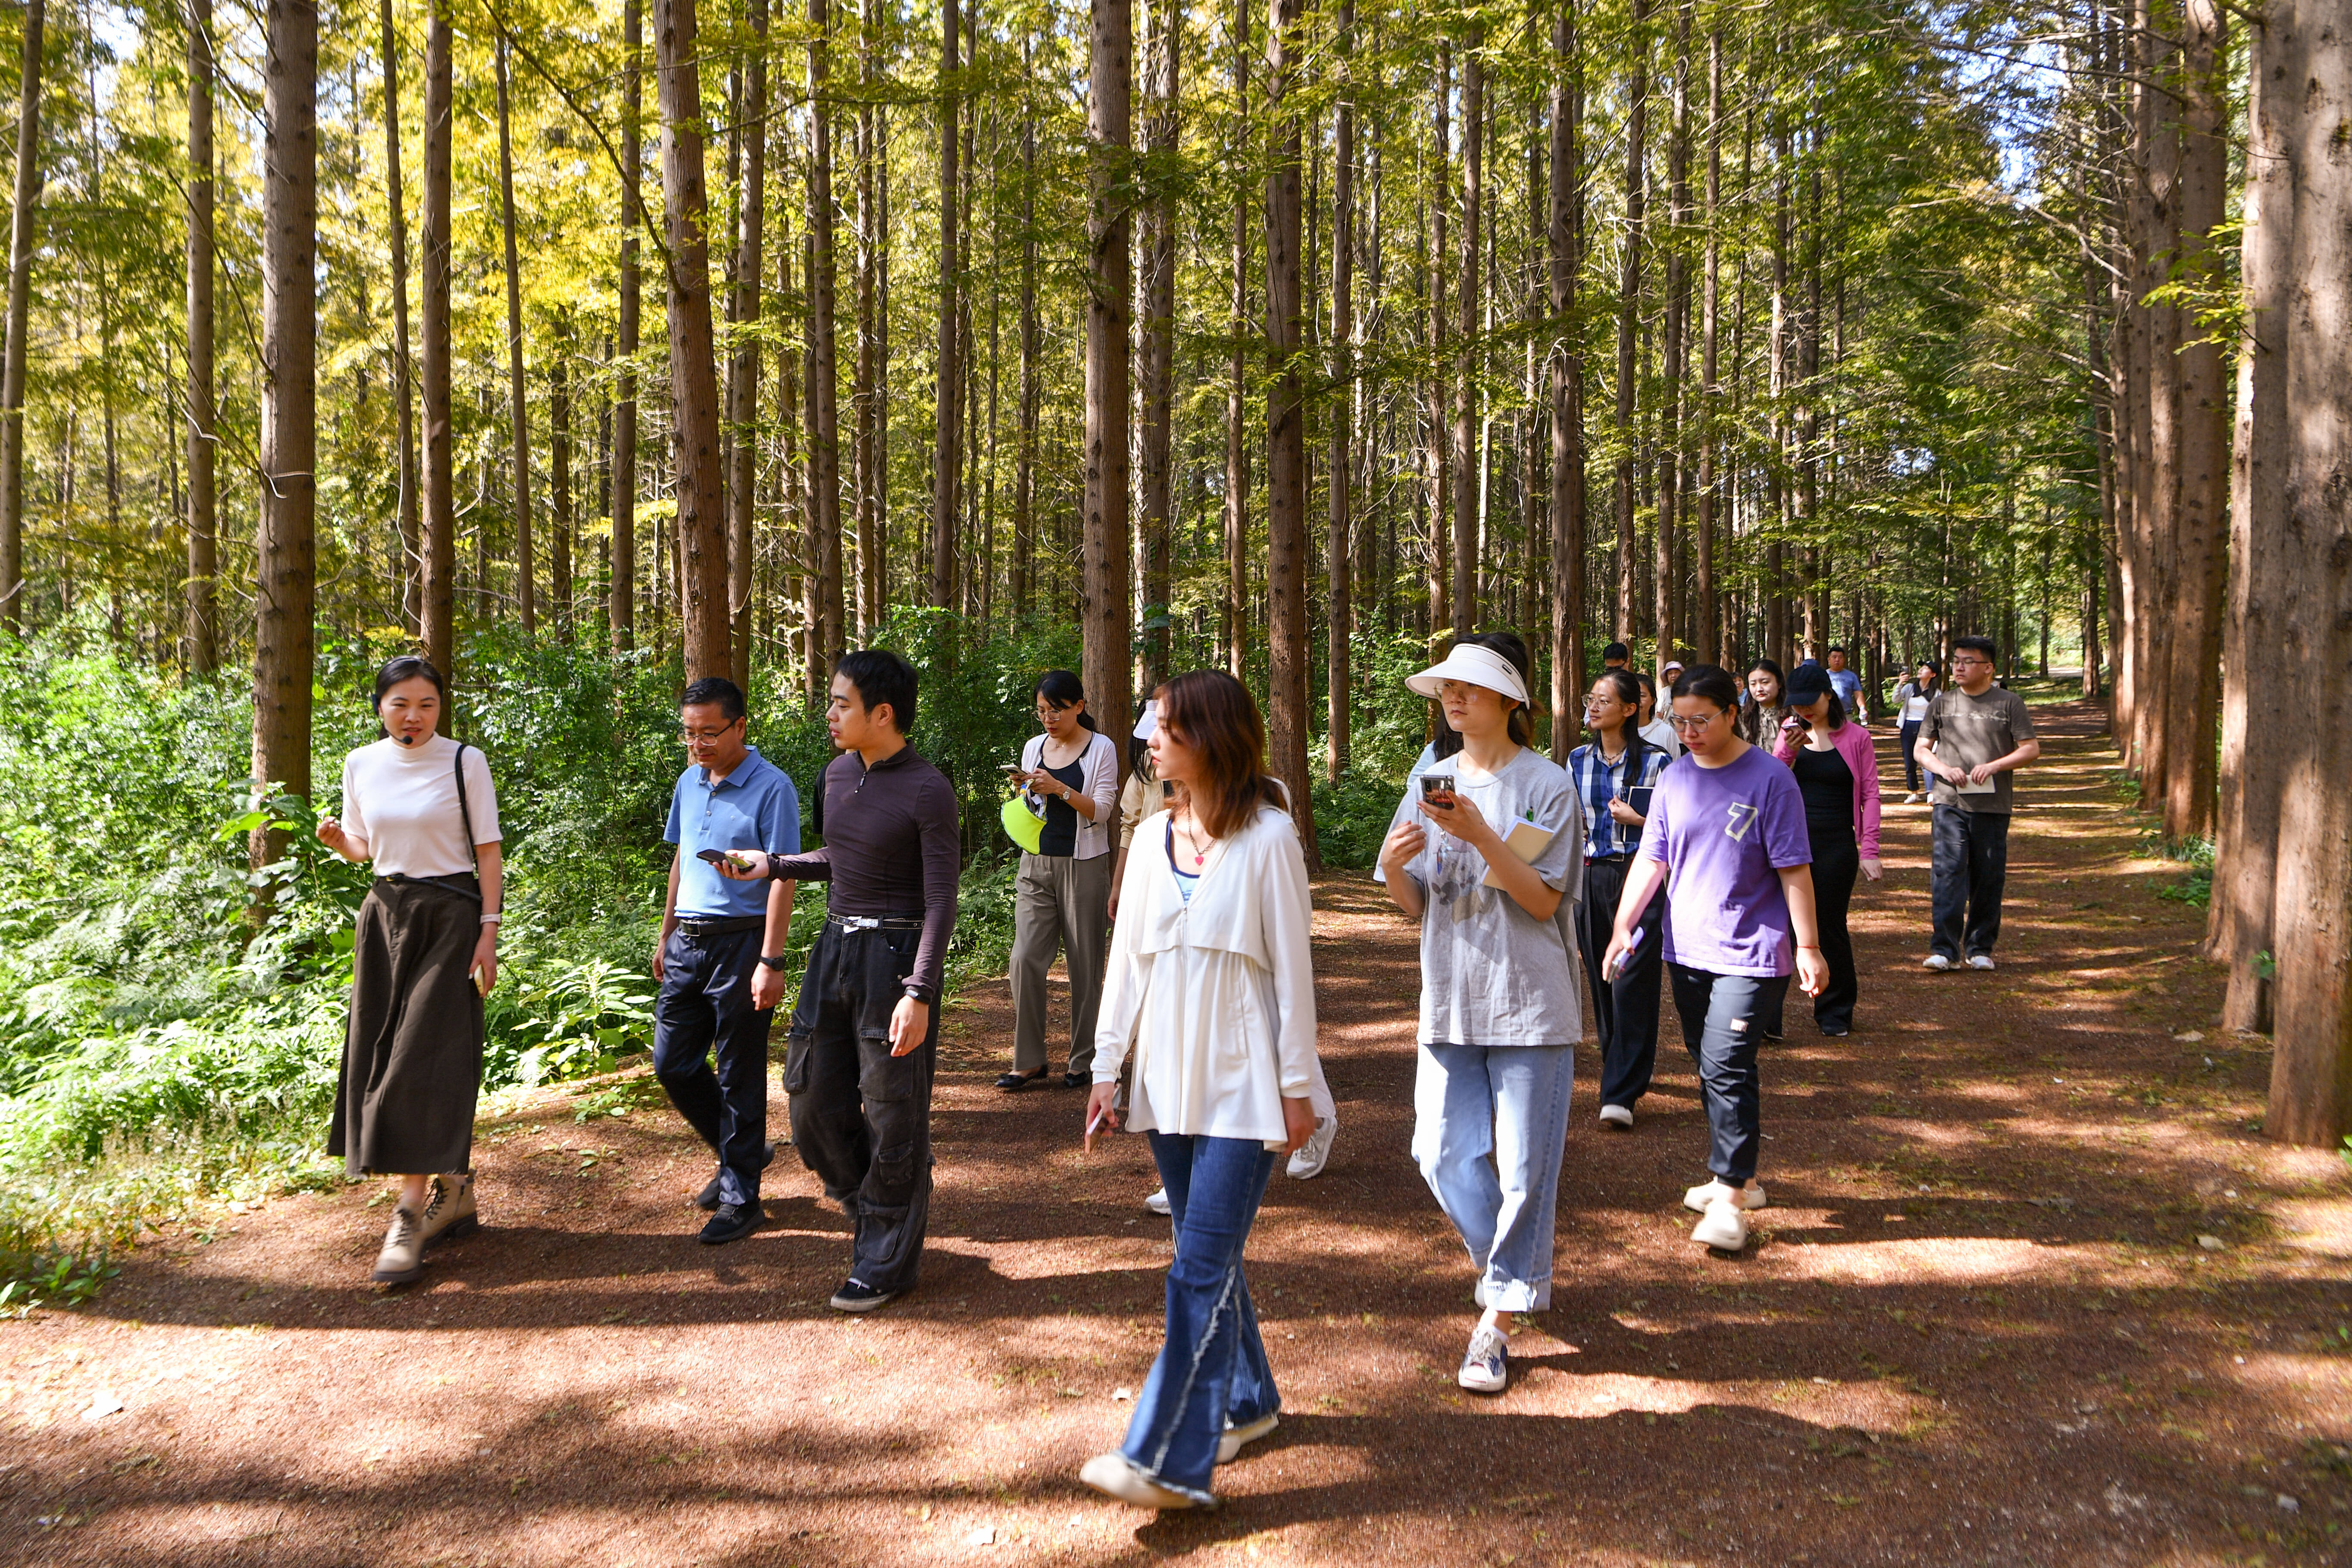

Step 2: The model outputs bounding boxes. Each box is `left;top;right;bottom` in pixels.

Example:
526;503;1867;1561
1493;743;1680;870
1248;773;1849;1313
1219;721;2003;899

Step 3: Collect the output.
1078;671;1319;1512
1376;633;1584;1398
315;657;503;1286
1636;670;1683;759
1000;670;1122;1090
1894;660;1940;802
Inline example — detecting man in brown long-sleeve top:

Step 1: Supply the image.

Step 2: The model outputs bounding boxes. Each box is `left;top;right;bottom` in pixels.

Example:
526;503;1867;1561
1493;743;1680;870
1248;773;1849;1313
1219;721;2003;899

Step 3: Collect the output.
717;648;960;1312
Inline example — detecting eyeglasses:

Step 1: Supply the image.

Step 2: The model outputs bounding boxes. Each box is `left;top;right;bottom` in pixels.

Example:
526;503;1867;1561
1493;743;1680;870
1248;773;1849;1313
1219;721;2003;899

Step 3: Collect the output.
1667;709;1726;733
680;722;741;744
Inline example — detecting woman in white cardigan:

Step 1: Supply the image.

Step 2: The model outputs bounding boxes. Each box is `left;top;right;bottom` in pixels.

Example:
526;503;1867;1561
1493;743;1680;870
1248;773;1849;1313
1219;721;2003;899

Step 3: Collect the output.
1078;670;1319;1512
1000;669;1122;1090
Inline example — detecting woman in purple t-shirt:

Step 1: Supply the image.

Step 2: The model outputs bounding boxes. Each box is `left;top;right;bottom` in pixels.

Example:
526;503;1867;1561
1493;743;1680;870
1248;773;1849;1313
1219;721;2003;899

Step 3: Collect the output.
1602;665;1829;1253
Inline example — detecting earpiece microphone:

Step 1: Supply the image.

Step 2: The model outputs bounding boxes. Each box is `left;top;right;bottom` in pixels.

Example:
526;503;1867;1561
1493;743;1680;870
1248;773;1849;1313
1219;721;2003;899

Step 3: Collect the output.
394;732;417;746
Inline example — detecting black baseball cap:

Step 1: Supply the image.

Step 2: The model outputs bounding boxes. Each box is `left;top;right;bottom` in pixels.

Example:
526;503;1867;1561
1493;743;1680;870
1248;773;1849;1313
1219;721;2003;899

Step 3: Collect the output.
1788;664;1835;703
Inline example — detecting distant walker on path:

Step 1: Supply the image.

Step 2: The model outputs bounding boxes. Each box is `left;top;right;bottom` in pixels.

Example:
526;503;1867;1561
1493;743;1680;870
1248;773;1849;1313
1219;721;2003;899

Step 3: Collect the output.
1914;636;2040;973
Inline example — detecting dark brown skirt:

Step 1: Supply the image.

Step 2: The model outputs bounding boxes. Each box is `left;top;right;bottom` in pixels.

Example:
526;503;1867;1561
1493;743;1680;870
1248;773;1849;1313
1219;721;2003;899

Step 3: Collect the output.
329;877;485;1177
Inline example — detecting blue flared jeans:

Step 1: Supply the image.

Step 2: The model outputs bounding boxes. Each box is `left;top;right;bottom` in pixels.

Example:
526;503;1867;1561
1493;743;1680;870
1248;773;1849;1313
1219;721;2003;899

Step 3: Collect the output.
1118;1132;1279;1502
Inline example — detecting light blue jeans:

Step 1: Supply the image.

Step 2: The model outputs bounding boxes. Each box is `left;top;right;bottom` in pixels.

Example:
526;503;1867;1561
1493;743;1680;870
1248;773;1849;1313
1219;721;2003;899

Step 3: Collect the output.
1412;1042;1575;1313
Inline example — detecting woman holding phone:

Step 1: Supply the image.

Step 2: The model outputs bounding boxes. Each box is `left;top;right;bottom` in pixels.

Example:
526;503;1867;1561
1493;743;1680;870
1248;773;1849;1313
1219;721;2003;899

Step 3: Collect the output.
1079;671;1319;1511
1376;634;1583;1396
315;656;503;1285
1603;665;1828;1254
1736;658;1790;747
1771;663;1883;1037
1000;670;1120;1091
1570;669;1672;1127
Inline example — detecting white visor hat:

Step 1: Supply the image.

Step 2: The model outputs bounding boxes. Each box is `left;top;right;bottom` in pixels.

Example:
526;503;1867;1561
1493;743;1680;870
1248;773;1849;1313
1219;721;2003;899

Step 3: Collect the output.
1406;643;1529;707
1131;699;1159;742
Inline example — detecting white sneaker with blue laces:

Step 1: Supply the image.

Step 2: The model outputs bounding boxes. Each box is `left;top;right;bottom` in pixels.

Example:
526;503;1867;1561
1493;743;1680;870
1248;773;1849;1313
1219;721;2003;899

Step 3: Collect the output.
1458;1324;1509;1394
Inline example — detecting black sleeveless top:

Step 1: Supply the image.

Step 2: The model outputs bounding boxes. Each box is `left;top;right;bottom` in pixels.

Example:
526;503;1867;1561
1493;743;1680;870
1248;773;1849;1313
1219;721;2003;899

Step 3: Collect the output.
1792;744;1854;830
1035;758;1087;856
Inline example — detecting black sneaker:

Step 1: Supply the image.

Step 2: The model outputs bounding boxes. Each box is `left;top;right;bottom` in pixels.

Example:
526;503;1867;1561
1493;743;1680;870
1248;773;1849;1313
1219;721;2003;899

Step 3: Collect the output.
829;1278;898;1312
695;1142;778;1211
698;1202;760;1245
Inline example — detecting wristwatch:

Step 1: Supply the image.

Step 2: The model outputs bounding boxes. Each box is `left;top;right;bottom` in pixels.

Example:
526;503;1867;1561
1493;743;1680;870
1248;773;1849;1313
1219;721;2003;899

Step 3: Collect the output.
903;983;932;1005
759;954;791;971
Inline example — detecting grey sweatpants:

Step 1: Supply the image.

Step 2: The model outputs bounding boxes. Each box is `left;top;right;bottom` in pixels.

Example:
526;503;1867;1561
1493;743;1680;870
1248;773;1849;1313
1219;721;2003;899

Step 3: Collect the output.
1010;851;1113;1075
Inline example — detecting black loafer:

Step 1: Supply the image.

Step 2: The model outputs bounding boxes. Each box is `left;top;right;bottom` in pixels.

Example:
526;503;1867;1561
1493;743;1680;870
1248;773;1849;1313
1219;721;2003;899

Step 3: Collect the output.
994;1068;1048;1092
1063;1071;1090;1090
829;1278;899;1312
697;1202;760;1245
695;1142;778;1211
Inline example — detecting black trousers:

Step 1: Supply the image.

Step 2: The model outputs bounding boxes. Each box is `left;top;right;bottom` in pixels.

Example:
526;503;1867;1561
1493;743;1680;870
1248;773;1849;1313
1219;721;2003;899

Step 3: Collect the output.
1667;966;1789;1185
785;920;937;1294
654;922;776;1208
1574;855;1664;1108
1807;821;1861;1034
1898;721;1924;793
1930;804;2010;960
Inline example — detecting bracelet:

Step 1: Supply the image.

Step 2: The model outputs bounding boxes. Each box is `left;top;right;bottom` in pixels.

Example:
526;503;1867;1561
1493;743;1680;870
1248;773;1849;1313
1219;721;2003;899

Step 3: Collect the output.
481;913;503;925
1798;942;1821;951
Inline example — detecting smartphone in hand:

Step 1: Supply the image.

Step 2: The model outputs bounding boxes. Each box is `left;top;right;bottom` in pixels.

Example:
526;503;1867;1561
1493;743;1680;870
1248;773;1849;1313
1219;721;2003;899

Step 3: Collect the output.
1420;773;1456;806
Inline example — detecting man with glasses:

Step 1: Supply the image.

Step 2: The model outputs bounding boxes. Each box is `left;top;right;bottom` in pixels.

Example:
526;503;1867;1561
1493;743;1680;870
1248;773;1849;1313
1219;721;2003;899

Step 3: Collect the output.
1914;636;2039;972
653;676;802;1244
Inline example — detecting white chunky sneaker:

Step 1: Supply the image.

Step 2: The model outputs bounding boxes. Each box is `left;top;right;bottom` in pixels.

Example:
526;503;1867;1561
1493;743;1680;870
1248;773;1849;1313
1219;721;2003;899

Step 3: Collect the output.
1285;1117;1336;1179
1692;1196;1751;1251
1598;1104;1635;1129
1683;1179;1767;1214
1922;953;1953;972
1217;1412;1280;1463
1967;953;1996;971
1457;1325;1509;1393
1144;1187;1171;1216
1079;1452;1201;1510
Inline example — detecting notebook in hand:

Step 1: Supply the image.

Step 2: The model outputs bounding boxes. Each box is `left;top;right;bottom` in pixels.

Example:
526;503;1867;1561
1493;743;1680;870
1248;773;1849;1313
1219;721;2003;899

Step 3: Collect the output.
1481;820;1556;889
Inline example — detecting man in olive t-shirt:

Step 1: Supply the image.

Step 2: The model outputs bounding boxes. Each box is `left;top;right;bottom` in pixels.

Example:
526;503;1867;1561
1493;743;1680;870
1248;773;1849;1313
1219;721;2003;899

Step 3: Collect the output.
1914;636;2041;970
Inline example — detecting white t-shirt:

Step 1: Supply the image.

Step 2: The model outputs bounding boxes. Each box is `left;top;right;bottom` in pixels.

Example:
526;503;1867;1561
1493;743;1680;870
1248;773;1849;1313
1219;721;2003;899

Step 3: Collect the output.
340;734;503;878
1639;716;1683;759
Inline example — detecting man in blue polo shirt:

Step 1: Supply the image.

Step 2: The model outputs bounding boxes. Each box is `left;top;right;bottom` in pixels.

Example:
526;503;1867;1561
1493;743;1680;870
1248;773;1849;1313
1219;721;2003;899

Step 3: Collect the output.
1825;645;1864;719
654;676;801;1245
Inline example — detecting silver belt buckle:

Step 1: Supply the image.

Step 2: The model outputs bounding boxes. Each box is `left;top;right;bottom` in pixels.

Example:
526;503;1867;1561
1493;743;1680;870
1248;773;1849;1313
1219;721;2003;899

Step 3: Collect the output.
836;914;882;932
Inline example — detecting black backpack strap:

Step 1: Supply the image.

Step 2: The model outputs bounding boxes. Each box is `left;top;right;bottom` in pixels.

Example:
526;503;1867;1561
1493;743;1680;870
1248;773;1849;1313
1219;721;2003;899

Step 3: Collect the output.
453;744;478;871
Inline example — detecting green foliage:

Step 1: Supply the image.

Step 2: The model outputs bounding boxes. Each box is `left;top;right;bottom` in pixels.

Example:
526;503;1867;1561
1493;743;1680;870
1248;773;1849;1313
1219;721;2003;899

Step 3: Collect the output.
1314;770;1410;871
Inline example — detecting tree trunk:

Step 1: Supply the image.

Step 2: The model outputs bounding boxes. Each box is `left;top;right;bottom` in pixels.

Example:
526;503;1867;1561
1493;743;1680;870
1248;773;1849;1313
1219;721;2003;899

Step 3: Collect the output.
1693;23;1719;667
1263;0;1315;863
1613;0;1646;644
612;0;641;650
654;0;731;680
1424;50;1448;651
854;0;881;635
1450;37;1480;640
930;0;960;610
419;0;456;679
1012;47;1037;620
550;335;574;636
186;0;216;668
1654;4;1687;677
1224;0;1251;676
1546;0;1582;758
1138;0;1178;692
808;0;844;668
726;0;766;686
1323;0;1353;779
253;0;316;870
1084;0;1134;782
0;0;41;634
495;34;534;633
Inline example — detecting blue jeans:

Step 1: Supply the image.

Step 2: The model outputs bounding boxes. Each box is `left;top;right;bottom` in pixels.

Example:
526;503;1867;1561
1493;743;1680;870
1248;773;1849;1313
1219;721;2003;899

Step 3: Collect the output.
1666;965;1790;1184
1411;1043;1575;1313
1120;1133;1279;1501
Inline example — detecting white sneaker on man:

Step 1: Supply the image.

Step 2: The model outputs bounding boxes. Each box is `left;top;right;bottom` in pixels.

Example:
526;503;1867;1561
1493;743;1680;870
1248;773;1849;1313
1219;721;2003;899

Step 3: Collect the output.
1691;1197;1750;1252
1967;953;1996;971
1598;1104;1635;1129
1922;953;1952;972
1683;1178;1767;1214
1285;1117;1337;1179
1903;791;1922;804
1144;1187;1171;1216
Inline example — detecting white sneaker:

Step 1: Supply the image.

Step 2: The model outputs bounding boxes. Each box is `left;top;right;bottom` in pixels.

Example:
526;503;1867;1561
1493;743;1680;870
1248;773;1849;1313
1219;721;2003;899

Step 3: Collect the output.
1598;1104;1635;1129
1967;953;1996;971
1692;1196;1750;1251
1286;1117;1337;1179
1079;1452;1200;1510
1144;1187;1171;1216
1903;792;1922;804
1216;1411;1279;1463
1683;1179;1767;1214
1457;1324;1509;1393
1922;953;1952;972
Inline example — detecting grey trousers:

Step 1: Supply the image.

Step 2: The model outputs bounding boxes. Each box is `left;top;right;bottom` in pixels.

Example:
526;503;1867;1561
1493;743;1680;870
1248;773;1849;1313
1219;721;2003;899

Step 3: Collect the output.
1010;850;1113;1075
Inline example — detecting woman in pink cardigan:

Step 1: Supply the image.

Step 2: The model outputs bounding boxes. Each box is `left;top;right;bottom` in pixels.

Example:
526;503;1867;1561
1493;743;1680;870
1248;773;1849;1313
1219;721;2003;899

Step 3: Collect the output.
1769;663;1883;1036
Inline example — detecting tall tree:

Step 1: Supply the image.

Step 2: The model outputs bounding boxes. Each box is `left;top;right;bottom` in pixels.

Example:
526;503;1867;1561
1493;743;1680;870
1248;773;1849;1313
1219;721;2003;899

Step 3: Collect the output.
495;32;534;632
854;0;881;634
728;0;766;687
252;0;317;868
930;0;960;609
1450;32;1480;639
376;0;416;639
1012;37;1038;620
612;0;641;649
0;0;42;634
654;0;731;678
1084;0;1133;769
1692;22;1720;667
1263;0;1315;862
1612;0;1647;642
1546;0;1583;757
807;0;845;667
1323;0;1353;779
1136;0;1177;690
185;0;216;669
550;332;574;634
419;0;455;678
1223;0;1250;675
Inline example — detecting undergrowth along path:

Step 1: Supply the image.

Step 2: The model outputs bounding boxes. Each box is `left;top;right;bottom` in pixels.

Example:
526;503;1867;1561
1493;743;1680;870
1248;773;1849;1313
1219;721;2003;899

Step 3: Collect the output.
3;699;2347;1566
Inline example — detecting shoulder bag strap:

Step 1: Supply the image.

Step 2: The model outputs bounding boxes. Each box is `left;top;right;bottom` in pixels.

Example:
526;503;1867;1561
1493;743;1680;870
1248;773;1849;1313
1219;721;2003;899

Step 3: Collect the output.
452;744;479;871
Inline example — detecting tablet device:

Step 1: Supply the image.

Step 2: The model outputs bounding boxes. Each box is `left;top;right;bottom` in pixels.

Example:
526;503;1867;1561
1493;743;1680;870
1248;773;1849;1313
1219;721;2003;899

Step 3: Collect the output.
1628;785;1655;818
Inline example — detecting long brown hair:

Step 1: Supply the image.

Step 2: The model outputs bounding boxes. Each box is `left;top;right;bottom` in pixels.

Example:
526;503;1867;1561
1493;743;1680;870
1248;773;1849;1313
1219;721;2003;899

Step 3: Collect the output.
1155;670;1285;840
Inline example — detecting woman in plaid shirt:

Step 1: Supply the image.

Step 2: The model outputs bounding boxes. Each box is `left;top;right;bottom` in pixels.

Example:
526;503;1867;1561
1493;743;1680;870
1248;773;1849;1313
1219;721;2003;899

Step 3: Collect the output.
1569;670;1672;1128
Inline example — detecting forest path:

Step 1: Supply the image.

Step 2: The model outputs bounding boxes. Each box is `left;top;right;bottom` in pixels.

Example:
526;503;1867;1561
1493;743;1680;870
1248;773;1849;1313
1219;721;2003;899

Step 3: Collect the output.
4;698;2349;1568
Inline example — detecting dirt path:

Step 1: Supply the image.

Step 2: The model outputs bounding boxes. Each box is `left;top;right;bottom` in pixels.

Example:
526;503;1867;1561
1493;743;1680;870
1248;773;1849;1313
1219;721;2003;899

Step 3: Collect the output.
4;700;2347;1567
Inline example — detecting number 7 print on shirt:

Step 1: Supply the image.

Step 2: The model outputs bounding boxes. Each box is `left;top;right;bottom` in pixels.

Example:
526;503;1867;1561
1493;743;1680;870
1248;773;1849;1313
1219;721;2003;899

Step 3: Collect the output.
1724;802;1758;842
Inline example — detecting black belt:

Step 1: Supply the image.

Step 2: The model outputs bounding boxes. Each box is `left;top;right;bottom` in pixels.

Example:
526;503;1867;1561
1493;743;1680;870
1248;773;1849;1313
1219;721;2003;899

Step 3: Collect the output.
1584;853;1633;866
673;914;764;937
826;913;926;932
376;873;480;897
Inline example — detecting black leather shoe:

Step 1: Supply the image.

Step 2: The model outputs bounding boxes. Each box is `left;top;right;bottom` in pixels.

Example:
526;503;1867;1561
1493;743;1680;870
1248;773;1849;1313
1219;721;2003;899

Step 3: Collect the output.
1063;1071;1090;1090
829;1278;899;1312
698;1202;759;1245
994;1067;1048;1092
695;1142;778;1211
